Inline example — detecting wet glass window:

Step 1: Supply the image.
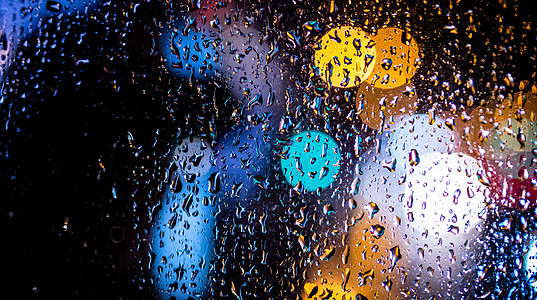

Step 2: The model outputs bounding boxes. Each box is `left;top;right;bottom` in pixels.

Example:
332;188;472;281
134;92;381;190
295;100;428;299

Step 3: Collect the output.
2;0;537;299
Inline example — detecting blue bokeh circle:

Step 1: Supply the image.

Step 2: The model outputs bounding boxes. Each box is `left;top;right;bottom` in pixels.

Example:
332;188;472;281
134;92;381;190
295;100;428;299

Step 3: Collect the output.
280;131;341;192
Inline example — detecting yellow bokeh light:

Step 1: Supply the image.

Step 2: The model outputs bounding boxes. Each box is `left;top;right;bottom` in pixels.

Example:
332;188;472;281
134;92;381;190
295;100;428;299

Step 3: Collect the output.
366;27;420;89
314;26;376;88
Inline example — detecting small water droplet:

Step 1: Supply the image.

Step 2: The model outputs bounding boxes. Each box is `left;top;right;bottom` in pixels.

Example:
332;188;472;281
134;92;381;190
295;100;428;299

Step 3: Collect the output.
477;265;489;282
518;131;527;149
515;109;525;121
417;247;425;259
348;198;357;209
323;204;335;215
467;186;475;198
170;175;183;193
382;277;393;292
168;211;178;229
453;189;461;204
319;166;329;180
182;194;193;216
477;170;491;186
298;234;307;250
407;211;414;222
446;249;456;263
499;217;511;231
519;167;529;180
382;158;397;172
231;182;243;198
409;149;420;166
381;58;393;70
447;225;459;235
46;0;62;12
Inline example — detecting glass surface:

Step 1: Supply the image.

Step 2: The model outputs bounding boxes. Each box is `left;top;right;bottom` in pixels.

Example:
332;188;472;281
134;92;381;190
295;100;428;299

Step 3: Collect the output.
2;0;537;299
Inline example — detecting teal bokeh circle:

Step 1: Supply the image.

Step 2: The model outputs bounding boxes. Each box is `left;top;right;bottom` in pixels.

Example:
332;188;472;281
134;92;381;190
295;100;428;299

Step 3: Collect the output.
281;131;341;192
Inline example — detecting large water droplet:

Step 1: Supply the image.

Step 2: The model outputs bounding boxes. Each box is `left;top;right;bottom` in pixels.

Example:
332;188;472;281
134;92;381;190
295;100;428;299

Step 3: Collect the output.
389;245;402;270
366;202;380;218
319;246;335;261
208;172;220;194
370;224;385;239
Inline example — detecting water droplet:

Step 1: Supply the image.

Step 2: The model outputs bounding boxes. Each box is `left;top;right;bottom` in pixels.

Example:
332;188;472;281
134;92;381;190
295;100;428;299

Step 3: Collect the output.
231;182;243;198
168;211;178;229
453;189;461;204
247;94;263;110
467;186;475;198
428;110;435;125
366;202;380;218
381;58;393;70
298;234;308;251
521;215;528;231
357;268;374;286
477;170;491;186
341;267;351;291
407;211;414;222
499;217;512;231
517;131;527;149
389;245;402;270
347;198;357;209
370;224;385;239
342;245;350;264
319;246;335;261
350;177;361;195
46;0;62;12
519;167;529;180
382;277;393;291
447;225;459;235
207;172;220;194
382;158;397;172
409;149;420;166
182;194;193;216
417;247;425;259
170;175;183;193
323;204;335;215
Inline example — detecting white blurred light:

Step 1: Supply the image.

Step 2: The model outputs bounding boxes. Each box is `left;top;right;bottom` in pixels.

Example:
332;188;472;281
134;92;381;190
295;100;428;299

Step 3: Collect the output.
403;152;486;235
